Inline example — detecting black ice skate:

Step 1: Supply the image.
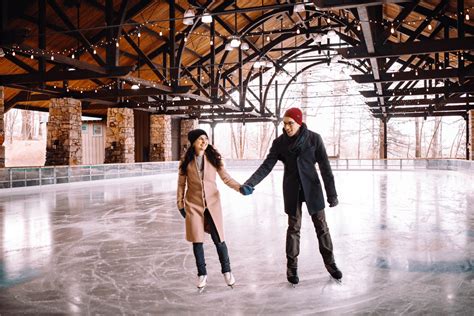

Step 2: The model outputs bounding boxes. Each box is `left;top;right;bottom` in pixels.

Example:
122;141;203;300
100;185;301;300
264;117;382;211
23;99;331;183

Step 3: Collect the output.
325;263;342;283
287;267;299;287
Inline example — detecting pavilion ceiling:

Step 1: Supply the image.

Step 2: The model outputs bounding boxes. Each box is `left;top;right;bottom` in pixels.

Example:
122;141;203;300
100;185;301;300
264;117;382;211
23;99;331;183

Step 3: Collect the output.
0;0;472;122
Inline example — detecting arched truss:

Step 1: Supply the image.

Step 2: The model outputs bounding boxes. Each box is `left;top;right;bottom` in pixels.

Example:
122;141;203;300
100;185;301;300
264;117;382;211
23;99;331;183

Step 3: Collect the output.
177;6;362;122
1;1;472;122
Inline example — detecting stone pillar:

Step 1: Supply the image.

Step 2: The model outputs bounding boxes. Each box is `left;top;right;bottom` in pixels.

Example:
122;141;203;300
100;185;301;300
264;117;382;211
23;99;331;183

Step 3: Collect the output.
470;110;473;160
150;114;172;161
45;98;82;166
180;118;198;157
0;86;4;167
104;108;135;163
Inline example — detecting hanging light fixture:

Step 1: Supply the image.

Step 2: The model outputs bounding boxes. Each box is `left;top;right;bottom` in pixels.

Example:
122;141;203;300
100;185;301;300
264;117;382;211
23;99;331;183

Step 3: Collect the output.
202;11;212;23
183;8;195;25
131;83;140;90
230;36;241;48
225;42;234;51
241;42;249;50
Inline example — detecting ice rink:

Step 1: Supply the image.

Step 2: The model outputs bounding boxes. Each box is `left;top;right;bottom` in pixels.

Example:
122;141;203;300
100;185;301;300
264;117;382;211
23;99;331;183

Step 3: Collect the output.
0;168;473;314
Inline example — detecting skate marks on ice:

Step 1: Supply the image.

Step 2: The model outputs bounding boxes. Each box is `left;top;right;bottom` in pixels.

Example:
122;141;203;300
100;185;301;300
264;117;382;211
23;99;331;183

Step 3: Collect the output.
0;170;473;314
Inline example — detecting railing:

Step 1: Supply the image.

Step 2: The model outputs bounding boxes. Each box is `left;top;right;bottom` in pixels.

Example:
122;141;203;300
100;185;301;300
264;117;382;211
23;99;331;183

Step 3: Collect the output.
0;159;472;189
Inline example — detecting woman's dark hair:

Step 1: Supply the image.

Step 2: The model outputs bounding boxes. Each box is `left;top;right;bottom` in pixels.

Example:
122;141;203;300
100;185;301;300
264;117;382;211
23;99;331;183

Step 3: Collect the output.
179;144;223;175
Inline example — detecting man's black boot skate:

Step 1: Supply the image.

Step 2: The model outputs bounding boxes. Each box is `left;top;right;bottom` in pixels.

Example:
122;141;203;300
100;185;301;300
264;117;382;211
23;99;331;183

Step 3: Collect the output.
287;267;299;285
325;263;342;280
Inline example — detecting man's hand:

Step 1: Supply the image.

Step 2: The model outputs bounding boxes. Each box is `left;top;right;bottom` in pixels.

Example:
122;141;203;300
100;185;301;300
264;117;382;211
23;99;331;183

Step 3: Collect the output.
328;196;339;208
179;208;186;218
239;184;255;196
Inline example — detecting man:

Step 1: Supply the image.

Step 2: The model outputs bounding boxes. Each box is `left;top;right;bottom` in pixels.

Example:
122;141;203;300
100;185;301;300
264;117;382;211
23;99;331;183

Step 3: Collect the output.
240;107;342;284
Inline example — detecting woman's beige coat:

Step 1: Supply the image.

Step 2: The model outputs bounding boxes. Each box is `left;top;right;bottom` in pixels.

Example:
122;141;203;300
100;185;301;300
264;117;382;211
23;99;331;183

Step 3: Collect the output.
177;156;240;243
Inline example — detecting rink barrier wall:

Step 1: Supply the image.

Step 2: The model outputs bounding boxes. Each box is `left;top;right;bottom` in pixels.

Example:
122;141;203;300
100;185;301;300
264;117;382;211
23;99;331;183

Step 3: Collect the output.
0;159;472;189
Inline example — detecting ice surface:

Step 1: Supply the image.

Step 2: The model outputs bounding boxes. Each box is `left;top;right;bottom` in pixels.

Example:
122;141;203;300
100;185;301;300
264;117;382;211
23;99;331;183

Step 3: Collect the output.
0;169;473;314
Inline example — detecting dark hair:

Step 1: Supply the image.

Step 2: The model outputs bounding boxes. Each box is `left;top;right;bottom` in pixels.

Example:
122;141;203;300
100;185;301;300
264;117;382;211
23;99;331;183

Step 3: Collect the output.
179;144;223;175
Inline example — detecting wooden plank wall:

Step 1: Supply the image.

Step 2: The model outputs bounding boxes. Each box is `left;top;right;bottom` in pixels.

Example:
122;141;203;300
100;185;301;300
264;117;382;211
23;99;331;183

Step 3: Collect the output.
81;121;106;164
134;110;150;162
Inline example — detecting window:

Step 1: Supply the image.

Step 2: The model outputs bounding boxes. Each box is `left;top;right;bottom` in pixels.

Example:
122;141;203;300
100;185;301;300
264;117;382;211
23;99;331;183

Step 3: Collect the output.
93;124;102;136
81;124;88;133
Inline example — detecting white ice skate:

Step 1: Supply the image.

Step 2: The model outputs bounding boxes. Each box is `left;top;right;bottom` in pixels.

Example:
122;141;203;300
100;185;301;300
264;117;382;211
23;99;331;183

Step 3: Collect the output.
197;275;207;292
223;272;235;288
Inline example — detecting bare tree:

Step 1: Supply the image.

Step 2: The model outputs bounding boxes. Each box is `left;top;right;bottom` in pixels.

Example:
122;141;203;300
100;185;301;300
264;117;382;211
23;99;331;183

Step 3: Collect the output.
454;126;465;158
230;123;246;159
259;122;274;158
357;113;362;159
415;117;422;158
5;109;20;143
426;117;441;158
21;110;34;140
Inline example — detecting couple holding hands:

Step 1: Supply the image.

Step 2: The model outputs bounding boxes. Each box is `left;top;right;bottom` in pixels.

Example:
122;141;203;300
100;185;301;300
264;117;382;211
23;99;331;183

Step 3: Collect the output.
176;107;342;290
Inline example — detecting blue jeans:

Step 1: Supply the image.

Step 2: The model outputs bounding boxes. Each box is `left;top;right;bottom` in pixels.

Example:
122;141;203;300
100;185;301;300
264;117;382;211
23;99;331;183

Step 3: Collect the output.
193;209;231;276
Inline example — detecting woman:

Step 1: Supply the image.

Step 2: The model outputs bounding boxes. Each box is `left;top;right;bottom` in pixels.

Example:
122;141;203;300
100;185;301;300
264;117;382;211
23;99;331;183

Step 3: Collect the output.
177;129;249;289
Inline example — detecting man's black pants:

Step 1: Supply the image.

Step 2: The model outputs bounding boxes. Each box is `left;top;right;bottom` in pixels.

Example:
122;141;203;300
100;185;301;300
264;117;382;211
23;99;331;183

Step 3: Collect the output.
286;188;335;269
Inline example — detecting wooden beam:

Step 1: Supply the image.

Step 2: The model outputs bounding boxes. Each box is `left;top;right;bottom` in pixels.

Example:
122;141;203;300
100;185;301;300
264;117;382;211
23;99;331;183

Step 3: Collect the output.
313;0;411;9
352;67;474;84
120;75;190;93
47;0;105;66
338;38;474;59
367;96;474;107
0;67;132;85
2;45;112;74
154;107;257;116
372;104;474;113
374;111;467;118
360;83;474;98
68;88;186;99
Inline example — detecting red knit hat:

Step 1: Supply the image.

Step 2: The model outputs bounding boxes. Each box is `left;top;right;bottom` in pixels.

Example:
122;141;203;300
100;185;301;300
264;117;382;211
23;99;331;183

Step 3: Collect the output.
283;107;303;125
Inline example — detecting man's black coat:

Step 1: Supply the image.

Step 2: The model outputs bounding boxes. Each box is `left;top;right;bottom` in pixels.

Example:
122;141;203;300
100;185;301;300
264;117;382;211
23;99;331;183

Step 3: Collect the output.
245;124;337;216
